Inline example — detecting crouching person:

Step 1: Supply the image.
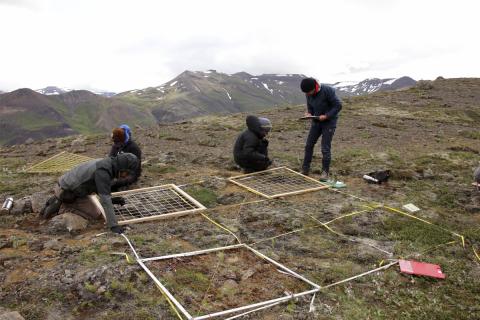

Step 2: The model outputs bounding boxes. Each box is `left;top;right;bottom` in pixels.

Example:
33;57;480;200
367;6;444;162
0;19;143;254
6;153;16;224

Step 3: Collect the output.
40;153;139;234
233;115;273;173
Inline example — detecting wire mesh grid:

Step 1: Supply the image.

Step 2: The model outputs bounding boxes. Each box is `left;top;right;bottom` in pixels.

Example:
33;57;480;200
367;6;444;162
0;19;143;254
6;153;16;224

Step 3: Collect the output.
229;167;328;198
25;151;94;173
111;185;206;224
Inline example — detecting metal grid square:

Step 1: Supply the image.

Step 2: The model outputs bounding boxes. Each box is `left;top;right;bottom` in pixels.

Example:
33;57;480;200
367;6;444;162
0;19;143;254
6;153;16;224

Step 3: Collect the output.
229;166;329;198
25;151;94;173
138;244;319;320
94;184;206;225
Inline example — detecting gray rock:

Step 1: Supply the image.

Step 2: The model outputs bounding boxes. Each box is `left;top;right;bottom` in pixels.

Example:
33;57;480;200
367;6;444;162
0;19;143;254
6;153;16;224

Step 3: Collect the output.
0;238;13;249
10;197;33;215
241;268;256;281
48;213;88;234
30;192;51;213
0;311;25;320
45;309;74;320
202;177;227;190
25;138;34;145
158;152;176;164
220;279;238;296
216;193;245;205
291;218;303;229
44;239;63;251
70;137;86;153
27;239;44;251
422;168;435;179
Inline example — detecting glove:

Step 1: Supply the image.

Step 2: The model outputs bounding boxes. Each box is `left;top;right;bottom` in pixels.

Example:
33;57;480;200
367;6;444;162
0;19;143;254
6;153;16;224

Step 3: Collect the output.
111;196;126;206
110;225;126;234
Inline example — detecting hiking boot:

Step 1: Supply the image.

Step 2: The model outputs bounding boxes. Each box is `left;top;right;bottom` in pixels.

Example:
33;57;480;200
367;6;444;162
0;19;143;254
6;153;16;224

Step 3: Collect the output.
40;196;62;219
319;171;329;181
301;168;310;176
110;225;126;234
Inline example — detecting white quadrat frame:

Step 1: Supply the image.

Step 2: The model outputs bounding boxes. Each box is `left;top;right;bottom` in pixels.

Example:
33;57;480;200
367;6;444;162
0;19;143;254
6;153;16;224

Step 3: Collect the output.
25;151;94;173
229;166;330;199
138;243;320;320
93;184;206;225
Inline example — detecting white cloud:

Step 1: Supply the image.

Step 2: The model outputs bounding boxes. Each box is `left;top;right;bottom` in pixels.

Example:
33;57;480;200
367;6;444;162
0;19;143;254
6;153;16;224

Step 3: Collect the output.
0;0;479;92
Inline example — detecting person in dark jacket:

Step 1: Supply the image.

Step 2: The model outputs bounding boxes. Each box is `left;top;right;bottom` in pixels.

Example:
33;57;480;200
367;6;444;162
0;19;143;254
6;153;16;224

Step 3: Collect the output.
300;78;342;180
109;124;142;190
40;153;139;234
233;115;273;173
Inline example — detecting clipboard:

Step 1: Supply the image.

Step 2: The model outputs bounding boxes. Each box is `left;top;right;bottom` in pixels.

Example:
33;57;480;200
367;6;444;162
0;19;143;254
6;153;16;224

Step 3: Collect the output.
298;116;319;120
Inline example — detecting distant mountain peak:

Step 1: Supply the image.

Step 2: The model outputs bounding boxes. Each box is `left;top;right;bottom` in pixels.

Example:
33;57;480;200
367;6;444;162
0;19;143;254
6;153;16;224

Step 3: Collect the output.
333;76;416;96
36;86;71;95
34;86;116;97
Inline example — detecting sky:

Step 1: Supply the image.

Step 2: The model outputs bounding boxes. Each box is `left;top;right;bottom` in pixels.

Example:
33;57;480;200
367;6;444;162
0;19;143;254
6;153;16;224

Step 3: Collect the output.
0;0;479;92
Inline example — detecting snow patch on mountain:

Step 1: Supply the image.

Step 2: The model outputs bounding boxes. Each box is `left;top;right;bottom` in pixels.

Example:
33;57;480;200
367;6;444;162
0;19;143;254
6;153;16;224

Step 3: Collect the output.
36;86;72;95
262;83;273;94
222;88;232;100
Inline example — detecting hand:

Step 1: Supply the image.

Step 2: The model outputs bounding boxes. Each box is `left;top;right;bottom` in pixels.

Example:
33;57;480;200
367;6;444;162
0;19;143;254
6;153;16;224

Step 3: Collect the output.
318;115;328;121
305;112;312;117
112;196;126;206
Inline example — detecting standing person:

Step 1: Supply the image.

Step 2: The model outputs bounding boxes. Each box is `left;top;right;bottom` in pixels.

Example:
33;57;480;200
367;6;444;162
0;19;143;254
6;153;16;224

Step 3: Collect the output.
233;115;273;173
110;124;142;189
40;153;139;234
300;78;342;180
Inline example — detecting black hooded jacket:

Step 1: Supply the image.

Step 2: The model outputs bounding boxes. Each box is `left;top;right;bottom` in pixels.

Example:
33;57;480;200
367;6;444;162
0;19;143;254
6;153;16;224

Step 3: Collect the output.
233;115;269;164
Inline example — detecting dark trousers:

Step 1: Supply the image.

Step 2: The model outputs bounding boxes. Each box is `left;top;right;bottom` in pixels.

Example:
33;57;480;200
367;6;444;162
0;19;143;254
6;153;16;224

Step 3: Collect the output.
302;122;336;172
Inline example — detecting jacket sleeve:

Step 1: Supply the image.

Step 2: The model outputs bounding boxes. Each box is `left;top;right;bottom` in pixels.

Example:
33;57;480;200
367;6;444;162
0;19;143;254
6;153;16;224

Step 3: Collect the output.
325;87;342;119
243;135;267;161
95;168;118;228
109;143;121;157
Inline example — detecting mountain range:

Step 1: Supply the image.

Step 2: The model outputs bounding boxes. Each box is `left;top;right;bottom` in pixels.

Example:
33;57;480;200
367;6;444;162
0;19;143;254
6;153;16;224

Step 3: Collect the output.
0;89;156;145
0;71;416;145
35;86;116;97
333;76;416;96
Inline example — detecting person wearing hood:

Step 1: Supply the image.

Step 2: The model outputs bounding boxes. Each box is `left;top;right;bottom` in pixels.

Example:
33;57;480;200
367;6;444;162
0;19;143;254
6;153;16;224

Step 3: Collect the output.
300;78;342;180
110;124;142;190
40;153;139;234
233;115;273;173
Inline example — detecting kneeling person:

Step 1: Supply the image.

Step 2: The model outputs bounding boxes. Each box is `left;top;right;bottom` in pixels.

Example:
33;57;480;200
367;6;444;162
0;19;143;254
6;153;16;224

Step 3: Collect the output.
40;153;139;234
233;115;273;173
